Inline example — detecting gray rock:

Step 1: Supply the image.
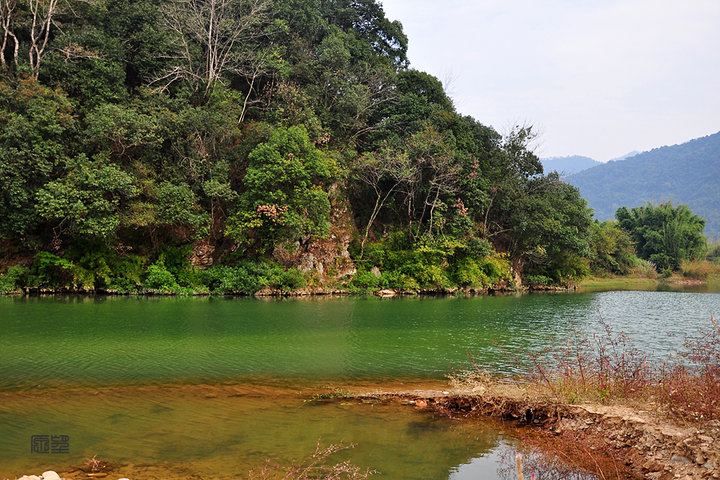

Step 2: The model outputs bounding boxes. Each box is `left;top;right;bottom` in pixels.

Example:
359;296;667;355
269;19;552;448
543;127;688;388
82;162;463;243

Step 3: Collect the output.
670;455;691;464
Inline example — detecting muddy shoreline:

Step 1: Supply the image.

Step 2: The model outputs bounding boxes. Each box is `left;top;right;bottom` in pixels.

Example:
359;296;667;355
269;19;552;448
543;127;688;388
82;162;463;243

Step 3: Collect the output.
355;389;720;480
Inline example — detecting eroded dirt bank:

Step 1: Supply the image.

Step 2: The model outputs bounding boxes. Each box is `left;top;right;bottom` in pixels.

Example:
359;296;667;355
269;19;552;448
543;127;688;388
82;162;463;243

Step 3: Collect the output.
354;389;720;480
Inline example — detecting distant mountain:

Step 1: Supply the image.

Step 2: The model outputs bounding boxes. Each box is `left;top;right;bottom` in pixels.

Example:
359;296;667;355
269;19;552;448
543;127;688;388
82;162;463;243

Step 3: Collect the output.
568;132;720;238
541;155;601;176
609;150;641;162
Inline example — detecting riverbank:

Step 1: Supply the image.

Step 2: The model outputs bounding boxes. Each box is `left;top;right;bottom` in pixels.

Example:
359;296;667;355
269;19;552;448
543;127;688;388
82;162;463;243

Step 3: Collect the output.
13;383;718;480
3;272;718;297
342;385;720;480
578;273;719;291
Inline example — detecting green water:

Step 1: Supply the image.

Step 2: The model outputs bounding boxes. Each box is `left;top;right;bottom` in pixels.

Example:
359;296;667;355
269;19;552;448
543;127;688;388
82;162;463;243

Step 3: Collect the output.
1;291;719;478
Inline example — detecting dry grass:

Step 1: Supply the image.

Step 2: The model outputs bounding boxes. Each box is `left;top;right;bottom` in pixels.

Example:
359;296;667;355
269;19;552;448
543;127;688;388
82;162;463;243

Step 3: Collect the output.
631;259;657;279
681;259;720;279
248;442;376;480
452;316;720;422
82;455;109;473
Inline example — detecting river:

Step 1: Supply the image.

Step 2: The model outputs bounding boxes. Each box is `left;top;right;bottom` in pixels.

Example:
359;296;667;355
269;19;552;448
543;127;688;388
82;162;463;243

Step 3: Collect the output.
1;290;718;478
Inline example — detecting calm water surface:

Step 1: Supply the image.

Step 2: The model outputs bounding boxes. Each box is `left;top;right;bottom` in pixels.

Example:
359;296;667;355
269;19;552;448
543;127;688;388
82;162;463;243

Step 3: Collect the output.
1;290;718;478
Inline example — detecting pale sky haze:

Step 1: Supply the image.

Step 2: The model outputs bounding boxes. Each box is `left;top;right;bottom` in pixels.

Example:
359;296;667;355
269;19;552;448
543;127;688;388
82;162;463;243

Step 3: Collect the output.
380;0;720;162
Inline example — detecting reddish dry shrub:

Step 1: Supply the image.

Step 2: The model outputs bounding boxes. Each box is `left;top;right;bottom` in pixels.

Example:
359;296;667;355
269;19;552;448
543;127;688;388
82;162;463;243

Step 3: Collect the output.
248;442;376;480
457;316;720;422
518;319;652;404
657;315;720;421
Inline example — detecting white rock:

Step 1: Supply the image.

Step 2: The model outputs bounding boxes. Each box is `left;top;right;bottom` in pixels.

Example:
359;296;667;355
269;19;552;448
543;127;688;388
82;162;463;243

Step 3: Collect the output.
119;478;130;480
41;471;61;480
18;476;42;480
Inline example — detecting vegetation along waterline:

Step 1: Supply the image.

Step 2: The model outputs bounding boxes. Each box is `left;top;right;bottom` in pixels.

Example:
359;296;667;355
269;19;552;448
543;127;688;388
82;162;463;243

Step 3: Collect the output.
0;0;718;294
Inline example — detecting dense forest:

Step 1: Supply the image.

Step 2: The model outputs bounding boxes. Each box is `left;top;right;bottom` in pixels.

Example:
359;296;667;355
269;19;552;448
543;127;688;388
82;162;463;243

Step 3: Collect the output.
0;0;694;294
569;131;720;238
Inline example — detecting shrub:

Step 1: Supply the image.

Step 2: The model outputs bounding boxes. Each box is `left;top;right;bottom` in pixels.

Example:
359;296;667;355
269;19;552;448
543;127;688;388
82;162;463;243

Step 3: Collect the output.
273;269;307;291
707;243;720;263
249;442;375;480
524;275;553;288
0;265;28;293
452;258;489;288
400;263;449;290
27;252;78;289
658;316;720;421
349;271;381;291
480;253;513;284
143;260;179;293
632;259;657;278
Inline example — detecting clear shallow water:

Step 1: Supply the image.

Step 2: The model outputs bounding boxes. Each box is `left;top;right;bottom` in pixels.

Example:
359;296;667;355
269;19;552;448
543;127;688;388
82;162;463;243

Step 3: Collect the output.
0;386;510;479
1;291;718;478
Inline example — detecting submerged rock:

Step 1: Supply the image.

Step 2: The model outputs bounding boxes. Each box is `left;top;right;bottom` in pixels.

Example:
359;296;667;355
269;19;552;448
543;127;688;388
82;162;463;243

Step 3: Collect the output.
41;472;61;480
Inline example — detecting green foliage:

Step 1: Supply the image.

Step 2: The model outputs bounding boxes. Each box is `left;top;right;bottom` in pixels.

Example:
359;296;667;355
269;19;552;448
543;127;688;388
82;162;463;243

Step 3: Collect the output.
524;275;553;288
143;260;179;293
707;243;720;263
228;126;335;251
0;0;605;294
356;234;512;291
25;252;79;290
198;264;263;295
35;154;138;240
0;265;28;293
588;221;637;275
616;202;707;271
0;78;77;240
199;261;307;294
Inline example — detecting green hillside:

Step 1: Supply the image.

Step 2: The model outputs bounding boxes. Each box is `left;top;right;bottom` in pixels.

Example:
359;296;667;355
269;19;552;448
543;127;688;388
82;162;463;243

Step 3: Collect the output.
569;132;720;238
0;0;597;293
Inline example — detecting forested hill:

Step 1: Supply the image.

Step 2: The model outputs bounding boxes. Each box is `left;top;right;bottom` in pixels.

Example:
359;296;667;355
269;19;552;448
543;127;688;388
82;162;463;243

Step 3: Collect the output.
0;0;596;293
541;155;601;176
568;132;720;237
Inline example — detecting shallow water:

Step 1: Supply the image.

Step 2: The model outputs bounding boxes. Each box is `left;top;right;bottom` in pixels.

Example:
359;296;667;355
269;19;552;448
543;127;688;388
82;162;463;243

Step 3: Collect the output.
0;385;512;479
1;291;718;478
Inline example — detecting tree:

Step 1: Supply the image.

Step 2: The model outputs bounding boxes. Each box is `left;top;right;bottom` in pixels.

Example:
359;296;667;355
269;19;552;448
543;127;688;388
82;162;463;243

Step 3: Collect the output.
35;154;138;243
616;202;706;271
158;0;270;93
0;77;76;241
0;0;18;68
588;220;637;275
354;146;412;256
227;125;335;252
27;0;62;78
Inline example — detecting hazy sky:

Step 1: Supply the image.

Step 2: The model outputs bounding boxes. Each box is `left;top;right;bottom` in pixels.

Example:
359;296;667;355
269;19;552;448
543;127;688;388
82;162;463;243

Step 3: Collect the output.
380;0;720;161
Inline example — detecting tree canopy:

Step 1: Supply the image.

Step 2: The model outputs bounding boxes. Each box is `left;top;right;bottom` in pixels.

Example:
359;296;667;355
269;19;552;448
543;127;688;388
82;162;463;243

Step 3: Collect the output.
616;202;706;271
0;0;603;293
